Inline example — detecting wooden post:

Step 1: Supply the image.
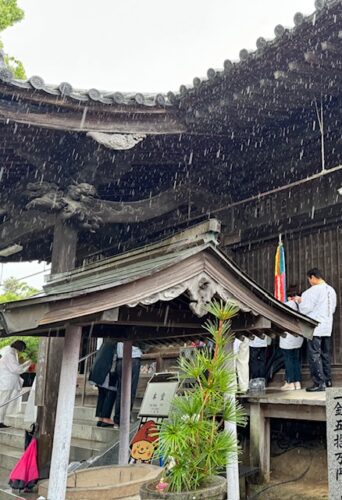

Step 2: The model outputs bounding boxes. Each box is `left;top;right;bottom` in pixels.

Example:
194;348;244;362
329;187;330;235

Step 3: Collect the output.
47;325;82;500
225;339;240;500
249;403;270;482
36;218;78;476
118;341;132;465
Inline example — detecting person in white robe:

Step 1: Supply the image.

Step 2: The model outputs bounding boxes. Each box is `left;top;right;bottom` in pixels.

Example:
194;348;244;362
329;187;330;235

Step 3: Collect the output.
0;340;31;428
233;337;249;393
280;300;304;391
293;268;337;392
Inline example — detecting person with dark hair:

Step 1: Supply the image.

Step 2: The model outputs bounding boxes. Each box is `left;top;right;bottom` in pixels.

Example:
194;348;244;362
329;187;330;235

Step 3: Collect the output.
292;268;337;392
89;340;118;428
0;340;31;428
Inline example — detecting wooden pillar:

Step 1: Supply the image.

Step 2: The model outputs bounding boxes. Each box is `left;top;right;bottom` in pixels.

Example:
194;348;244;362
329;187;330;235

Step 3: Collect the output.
225;339;240;500
36;218;78;476
118;340;132;465
249;403;270;482
47;325;82;500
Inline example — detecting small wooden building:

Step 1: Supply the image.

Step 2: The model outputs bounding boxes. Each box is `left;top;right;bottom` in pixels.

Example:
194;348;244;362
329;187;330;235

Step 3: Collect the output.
0;221;316;499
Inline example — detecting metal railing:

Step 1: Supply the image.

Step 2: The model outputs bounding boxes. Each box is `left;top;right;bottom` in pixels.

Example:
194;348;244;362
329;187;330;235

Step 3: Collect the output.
0;350;98;411
79;350;97;406
0;387;31;409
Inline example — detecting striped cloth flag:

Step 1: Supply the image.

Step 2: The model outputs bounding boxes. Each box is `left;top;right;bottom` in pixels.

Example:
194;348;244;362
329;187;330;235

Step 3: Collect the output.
274;239;287;303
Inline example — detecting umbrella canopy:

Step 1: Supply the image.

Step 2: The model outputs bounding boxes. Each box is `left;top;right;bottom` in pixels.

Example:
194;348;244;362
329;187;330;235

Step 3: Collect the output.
9;438;39;491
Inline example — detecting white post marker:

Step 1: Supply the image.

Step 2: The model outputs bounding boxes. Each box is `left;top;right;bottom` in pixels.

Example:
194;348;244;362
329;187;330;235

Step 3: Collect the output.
47;325;82;500
225;339;240;500
118;340;132;465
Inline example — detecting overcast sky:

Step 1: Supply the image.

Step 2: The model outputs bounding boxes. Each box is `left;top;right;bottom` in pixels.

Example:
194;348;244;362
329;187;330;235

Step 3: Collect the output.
3;0;315;92
1;0;316;290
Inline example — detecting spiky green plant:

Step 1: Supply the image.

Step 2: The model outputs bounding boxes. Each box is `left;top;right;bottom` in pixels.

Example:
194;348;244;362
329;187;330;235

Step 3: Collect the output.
158;300;246;492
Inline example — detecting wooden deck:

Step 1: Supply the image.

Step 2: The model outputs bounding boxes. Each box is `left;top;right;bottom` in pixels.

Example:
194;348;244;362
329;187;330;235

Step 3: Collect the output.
240;389;327;483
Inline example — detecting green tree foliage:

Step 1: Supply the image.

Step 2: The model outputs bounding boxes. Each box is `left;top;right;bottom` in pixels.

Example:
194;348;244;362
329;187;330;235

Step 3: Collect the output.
0;336;39;363
0;276;39;303
0;277;40;362
0;0;26;79
158;300;247;492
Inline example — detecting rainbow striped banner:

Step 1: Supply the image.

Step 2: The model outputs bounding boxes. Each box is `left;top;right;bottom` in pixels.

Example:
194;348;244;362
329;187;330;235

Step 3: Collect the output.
274;239;287;303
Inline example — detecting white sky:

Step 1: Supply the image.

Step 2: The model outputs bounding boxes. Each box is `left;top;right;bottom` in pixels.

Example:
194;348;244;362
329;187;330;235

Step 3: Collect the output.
1;0;316;289
3;0;315;92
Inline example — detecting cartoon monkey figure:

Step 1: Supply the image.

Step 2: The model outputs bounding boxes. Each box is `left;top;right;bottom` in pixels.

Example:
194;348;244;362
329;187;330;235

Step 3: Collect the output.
130;420;159;464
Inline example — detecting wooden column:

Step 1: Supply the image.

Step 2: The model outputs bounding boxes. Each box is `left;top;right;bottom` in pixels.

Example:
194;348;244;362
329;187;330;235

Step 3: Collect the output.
36;218;78;476
225;339;240;500
249;402;270;482
118;341;132;465
47;325;82;500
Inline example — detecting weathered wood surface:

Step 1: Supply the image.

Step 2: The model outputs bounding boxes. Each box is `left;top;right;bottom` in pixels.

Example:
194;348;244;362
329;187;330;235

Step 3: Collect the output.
0;103;185;134
36;218;78;476
245;389;327;483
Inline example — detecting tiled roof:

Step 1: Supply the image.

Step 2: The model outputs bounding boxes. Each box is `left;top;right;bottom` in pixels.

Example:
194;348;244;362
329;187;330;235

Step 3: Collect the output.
171;0;340;102
0;52;173;108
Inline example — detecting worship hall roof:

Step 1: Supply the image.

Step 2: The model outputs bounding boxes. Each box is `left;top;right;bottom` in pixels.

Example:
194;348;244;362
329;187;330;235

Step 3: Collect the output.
0;0;340;136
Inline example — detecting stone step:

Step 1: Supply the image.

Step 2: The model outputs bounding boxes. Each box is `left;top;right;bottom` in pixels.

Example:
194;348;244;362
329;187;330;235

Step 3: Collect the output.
16;402;97;423
73;405;96;421
0;429;24;450
71;420;119;443
0;438;105;472
0;490;25;500
0;445;22;471
0;428;104;464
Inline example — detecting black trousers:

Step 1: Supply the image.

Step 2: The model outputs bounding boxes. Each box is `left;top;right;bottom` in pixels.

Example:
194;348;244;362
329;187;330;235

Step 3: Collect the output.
114;358;141;425
95;386;117;419
281;348;301;383
307;336;331;386
249;347;266;379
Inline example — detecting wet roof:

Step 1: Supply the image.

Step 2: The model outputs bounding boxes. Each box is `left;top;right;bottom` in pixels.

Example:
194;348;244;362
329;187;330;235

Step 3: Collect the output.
0;220;317;340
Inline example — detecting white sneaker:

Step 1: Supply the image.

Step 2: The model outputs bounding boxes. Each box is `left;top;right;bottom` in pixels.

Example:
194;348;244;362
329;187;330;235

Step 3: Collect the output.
294;382;301;390
281;382;295;391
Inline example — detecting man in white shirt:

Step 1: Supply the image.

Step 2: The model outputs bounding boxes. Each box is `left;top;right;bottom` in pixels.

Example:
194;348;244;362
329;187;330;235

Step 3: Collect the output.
293;268;337;392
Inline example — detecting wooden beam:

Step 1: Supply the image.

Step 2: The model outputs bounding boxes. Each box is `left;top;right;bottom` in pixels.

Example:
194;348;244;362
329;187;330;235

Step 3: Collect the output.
249;403;270;483
0;211;56;250
0;104;185;135
36;218;78;477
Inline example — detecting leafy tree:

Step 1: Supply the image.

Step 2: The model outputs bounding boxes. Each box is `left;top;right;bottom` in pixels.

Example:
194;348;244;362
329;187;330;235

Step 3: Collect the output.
0;0;26;79
0;277;40;362
0;276;39;303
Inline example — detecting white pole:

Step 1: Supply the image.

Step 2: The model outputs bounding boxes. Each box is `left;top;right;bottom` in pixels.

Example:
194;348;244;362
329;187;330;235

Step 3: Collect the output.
47;325;82;500
225;339;240;500
118;340;132;465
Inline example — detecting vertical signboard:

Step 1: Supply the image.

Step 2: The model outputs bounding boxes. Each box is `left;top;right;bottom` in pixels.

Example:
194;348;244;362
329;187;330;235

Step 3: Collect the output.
326;388;342;500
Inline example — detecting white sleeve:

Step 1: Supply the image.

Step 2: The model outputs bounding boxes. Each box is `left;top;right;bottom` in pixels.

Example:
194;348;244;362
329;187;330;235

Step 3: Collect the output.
298;288;317;316
3;351;31;375
331;289;337;314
